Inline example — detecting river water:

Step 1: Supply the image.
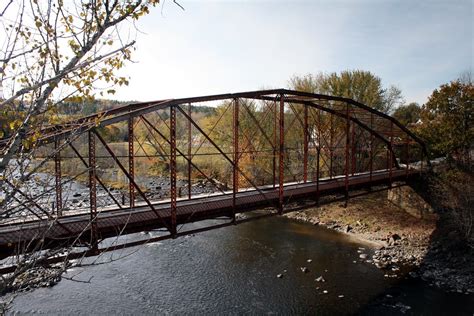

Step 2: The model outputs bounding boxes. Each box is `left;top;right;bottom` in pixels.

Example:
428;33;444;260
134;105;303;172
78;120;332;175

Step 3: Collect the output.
9;217;474;315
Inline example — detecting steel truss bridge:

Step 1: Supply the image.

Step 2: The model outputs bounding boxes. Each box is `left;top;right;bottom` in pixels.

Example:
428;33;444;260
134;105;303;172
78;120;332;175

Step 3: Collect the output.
0;89;429;272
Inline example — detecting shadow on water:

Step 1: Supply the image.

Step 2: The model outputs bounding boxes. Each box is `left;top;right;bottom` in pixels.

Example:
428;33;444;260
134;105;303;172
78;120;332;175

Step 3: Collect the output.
356;228;474;315
357;176;474;315
7;217;403;315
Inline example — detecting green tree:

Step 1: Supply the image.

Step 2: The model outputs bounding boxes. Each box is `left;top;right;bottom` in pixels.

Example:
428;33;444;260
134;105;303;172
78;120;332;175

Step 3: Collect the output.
418;79;473;163
393;102;421;126
289;70;404;113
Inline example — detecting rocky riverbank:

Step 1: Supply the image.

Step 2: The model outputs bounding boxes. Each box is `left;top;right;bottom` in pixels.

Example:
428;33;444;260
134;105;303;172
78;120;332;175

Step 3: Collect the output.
284;188;474;295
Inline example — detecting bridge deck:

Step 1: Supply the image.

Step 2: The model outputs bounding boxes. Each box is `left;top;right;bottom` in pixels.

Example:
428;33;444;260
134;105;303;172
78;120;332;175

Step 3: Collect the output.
0;168;416;254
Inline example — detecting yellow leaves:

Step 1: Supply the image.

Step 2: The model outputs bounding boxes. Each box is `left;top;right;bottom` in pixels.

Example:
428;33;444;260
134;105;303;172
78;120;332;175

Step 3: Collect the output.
66;95;84;104
6;119;23;134
21;138;33;150
68;39;80;53
35;20;42;28
18;76;29;85
107;89;116;95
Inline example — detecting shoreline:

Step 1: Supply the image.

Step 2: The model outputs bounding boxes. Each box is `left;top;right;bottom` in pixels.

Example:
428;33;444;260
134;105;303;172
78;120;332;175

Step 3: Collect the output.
283;190;474;295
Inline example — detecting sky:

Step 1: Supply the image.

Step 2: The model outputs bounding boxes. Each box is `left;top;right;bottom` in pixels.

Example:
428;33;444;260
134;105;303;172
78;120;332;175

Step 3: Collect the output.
113;0;473;105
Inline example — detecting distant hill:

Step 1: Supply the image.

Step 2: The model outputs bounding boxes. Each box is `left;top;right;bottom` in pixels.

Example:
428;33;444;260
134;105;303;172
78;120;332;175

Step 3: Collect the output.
57;98;216;116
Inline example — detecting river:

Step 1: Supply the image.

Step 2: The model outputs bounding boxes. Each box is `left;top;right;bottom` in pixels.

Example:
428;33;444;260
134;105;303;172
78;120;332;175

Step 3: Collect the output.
8;216;474;315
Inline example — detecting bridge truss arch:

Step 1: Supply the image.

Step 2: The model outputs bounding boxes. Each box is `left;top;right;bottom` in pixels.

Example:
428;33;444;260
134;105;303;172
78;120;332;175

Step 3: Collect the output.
0;89;429;267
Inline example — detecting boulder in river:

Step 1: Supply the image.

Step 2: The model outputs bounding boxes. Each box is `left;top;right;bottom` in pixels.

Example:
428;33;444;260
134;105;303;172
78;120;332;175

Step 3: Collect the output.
359;253;368;259
315;276;326;282
277;274;283;278
300;267;309;273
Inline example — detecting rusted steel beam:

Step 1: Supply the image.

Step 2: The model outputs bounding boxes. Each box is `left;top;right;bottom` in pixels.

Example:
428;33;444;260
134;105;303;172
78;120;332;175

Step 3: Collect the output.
2;168;89;218
69;143;123;209
307;110;333;172
303;105;308;183
176;105;272;204
28;90;429;167
232;98;239;220
54;138;63;216
170;105;177;236
278;94;285;214
3;179;74;234
344;106;350;206
189;103;231;161
133;134;153;161
330;114;334;179
131;117;154;162
370;113;374;182
4;178;52;219
257;96;400;170
273;99;277;188
128;117;135;208
10;195;42;221
0;168;417;262
88;130;98;253
351;121;356;176
140;117;170;162
276;89;430;162
316;109;321;204
92;129;172;232
23;91;428;180
140;115;227;195
241;102;275;151
187;104;192;200
288;103;319;188
389;121;393;187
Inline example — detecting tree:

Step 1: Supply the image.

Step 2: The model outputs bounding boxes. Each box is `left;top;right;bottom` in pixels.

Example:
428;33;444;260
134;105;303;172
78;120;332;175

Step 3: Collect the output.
393;102;421;127
0;0;160;189
417;79;473;164
289;70;404;113
0;0;167;302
